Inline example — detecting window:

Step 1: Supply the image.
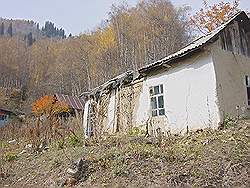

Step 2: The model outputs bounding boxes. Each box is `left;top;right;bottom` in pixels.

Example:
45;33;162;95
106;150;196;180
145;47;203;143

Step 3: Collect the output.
246;76;250;106
150;84;165;117
0;115;7;121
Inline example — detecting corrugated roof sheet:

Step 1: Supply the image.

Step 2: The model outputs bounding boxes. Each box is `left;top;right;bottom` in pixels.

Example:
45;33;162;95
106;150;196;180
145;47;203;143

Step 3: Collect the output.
55;94;85;110
0;108;24;115
139;11;249;74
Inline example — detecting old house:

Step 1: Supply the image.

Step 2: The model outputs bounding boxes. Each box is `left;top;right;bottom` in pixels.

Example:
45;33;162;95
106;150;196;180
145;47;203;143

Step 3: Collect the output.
81;11;250;136
54;94;85;120
0;108;23;127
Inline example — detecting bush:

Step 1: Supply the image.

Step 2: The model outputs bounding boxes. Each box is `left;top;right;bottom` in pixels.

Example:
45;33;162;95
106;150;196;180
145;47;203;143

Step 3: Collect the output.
128;127;145;136
68;134;82;147
5;152;18;161
112;164;129;177
220;115;237;129
57;140;65;150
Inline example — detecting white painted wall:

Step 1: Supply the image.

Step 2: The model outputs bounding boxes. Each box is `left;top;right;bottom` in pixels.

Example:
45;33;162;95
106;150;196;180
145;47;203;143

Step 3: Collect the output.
135;51;221;134
83;51;222;135
83;99;90;136
107;90;116;132
211;45;250;118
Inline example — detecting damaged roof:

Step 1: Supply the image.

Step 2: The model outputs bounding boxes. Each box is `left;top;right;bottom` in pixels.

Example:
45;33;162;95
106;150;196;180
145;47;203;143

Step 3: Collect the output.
80;71;134;98
139;11;250;75
55;94;85;110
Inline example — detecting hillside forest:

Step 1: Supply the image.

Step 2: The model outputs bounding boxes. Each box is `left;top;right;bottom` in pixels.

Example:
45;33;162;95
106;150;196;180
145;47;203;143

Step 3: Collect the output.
0;0;243;113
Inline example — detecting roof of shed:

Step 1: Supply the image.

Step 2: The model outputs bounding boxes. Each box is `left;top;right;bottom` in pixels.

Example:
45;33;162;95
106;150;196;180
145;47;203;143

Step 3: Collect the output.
139;11;249;75
55;94;85;110
0;107;24;115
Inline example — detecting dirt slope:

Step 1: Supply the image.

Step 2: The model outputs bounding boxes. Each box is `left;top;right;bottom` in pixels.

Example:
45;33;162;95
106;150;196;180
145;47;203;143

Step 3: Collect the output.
1;120;249;187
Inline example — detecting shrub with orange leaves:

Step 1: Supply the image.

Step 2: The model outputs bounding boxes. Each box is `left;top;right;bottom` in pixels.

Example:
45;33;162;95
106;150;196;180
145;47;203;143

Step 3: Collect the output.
32;95;69;117
190;0;240;34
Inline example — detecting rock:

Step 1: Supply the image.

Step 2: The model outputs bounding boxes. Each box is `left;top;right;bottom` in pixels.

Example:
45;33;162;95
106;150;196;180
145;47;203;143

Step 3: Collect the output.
64;177;77;186
203;140;209;145
63;158;88;186
0;171;7;178
42;146;49;153
67;158;89;181
8;139;16;144
228;137;235;141
39;141;48;149
25;144;32;149
67;167;78;175
44;146;49;150
39;142;43;149
18;150;27;156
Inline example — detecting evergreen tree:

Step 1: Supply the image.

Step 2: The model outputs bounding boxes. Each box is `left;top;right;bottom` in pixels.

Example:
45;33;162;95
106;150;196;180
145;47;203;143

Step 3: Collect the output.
27;32;33;46
42;21;66;38
7;23;13;37
0;22;4;35
59;28;65;38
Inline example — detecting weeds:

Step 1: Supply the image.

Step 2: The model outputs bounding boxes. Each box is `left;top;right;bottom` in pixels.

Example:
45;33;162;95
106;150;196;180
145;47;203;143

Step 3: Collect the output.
51;159;62;169
77;120;250;187
220;115;238;129
1;119;249;187
68;134;82;147
57;139;65;150
128;127;146;136
4;152;18;162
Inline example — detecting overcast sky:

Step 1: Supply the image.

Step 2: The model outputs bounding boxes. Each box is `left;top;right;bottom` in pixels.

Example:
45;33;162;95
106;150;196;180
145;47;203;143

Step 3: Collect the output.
0;0;249;35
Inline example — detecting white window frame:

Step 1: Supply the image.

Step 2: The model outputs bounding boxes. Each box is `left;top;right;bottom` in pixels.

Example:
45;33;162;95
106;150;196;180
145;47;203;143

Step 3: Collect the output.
149;84;165;117
246;75;250;106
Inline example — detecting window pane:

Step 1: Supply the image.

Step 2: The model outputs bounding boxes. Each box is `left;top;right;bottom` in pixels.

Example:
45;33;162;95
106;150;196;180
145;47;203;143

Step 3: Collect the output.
151;97;157;109
159;109;165;116
149;87;154;96
247;87;250;100
246;76;249;86
154;86;160;95
152;110;158;117
158;95;164;108
160;84;163;94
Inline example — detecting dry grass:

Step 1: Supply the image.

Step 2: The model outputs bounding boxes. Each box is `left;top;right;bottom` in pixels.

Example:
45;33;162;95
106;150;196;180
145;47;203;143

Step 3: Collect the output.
1;120;250;187
77;120;249;187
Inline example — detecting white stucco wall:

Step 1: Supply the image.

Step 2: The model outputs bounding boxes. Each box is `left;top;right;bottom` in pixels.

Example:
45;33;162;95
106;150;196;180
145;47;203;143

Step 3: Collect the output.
83;51;223;135
107;90;116;132
211;45;250;118
83;99;90;135
135;51;221;134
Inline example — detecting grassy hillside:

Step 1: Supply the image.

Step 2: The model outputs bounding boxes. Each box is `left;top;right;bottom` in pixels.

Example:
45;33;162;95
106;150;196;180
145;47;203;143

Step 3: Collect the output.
1;120;249;187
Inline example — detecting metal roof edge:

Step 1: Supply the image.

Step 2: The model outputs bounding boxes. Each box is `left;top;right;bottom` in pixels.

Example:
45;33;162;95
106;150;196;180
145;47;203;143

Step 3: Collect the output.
138;11;248;74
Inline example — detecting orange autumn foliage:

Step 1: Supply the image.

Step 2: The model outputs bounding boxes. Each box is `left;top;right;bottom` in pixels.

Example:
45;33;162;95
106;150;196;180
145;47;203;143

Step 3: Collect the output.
32;95;69;116
190;0;240;34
